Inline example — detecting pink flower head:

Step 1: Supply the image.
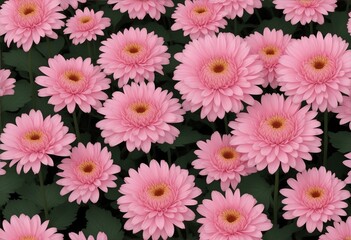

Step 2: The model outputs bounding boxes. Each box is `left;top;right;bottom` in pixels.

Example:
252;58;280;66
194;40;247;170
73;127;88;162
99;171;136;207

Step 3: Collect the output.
197;189;272;240
96;82;184;153
333;96;351;130
118;160;201;240
36;54;111;113
64;7;111;45
246;28;292;88
171;0;227;40
69;231;108;240
0;110;75;174
0;214;63;240
173;32;263;122
107;0;174;20
273;0;337;25
276;32;351;112
193;131;256;191
98;27;170;88
343;152;351;184
60;0;87;10
230;94;322;174
0;0;65;52
0;69;15;97
319;216;351;240
57;142;120;204
281;167;350;233
209;0;263;19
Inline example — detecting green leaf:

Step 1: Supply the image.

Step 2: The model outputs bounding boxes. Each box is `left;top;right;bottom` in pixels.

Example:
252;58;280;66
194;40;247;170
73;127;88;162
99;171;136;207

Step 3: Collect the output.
3;199;41;219
0;167;25;193
263;224;299;240
101;5;123;28
49;203;79;230
255;18;297;34
1;80;32;112
329;131;351;153
35;37;65;58
317;12;351;43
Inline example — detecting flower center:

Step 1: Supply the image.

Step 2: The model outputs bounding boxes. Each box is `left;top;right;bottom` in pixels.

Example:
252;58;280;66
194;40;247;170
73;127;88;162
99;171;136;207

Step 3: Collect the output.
124;43;142;55
306;187;324;199
201;58;237;89
65;71;83;83
210;60;227;74
262;46;278;56
193;6;207;14
24;130;43;142
311;56;328;70
19;3;37;17
344;237;351;240
299;0;314;6
267;116;286;130
79;16;92;24
219;147;238;162
20;236;37;240
130;102;150;114
147;183;170;199
302;54;335;83
78;161;97;175
221;209;241;224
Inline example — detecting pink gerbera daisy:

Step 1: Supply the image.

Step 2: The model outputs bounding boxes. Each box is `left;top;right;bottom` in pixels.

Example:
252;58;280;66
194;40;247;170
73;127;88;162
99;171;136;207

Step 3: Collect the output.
273;0;337;25
276;32;351;112
96;82;184;153
319;216;351;240
246;28;292;88
0;214;63;240
118;160;201;240
0;69;15;97
343;152;351;184
173;32;263;122
107;0;174;20
98;27;170;88
209;0;263;19
36;54;111;113
230;94;322;174
69;231;107;240
192;131;256;191
0;110;75;174
197;189;272;240
60;0;87;10
333;96;351;130
0;0;65;52
281;167;350;233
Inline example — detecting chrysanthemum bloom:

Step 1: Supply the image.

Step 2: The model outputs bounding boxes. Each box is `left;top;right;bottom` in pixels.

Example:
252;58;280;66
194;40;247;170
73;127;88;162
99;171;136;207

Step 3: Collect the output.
0;110;75;174
246;28;291;88
209;0;263;19
230;94;322;174
107;0;173;20
197;189;272;240
118;160;201;240
173;33;263;122
319;216;351;240
57;142;120;204
332;96;351;130
64;7;111;45
0;69;15;97
60;0;87;10
171;0;227;40
0;214;63;240
0;0;65;52
36;54;110;113
98;27;170;88
69;231;107;240
276;32;351;112
281;167;350;233
343;152;351;184
96;82;184;153
273;0;337;25
193;131;256;191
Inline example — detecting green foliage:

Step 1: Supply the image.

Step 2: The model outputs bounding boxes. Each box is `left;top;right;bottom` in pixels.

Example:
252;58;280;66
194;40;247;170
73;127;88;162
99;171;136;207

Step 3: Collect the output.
329;131;351;153
3;200;41;219
49;203;79;230
1;80;31;112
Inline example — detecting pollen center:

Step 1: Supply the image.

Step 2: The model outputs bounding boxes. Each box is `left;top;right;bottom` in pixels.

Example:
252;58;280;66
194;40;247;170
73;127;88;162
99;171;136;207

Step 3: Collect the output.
221;210;241;224
147;183;170;199
307;187;324;199
19;3;37;17
79;16;92;24
193;6;207;14
20;236;37;240
131;103;150;114
79;161;96;174
299;0;314;6
219;147;238;162
267;116;286;130
64;71;83;83
25;130;43;142
211;61;227;74
310;56;328;70
344;237;351;240
262;46;278;56
124;43;142;55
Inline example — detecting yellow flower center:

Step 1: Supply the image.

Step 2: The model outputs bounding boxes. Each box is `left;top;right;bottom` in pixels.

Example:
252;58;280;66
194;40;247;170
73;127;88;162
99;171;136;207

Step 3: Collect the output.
147;183;170;199
20;236;37;240
130;102;150;114
221;209;241;224
310;56;328;70
299;0;314;6
306;187;325;199
78;161;97;175
344;237;351;240
24;130;43;142
124;43;142;55
209;59;229;74
219;147;238;162
19;3;37;17
267;116;286;130
79;16;92;24
262;46;279;57
193;6;207;14
64;71;84;83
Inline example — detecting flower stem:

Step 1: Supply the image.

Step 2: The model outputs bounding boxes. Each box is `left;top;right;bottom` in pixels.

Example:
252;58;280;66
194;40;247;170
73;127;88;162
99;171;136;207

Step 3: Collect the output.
38;170;49;219
273;169;280;226
146;152;152;163
309;23;313;35
87;41;93;60
323;111;328;167
224;115;229;134
72;110;80;142
28;49;36;107
167;149;172;164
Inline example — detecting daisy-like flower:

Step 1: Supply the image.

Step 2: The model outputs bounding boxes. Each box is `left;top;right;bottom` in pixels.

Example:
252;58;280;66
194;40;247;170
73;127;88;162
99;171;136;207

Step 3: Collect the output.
343;152;351;184
0;214;63;240
96;82;184;153
197;189;272;240
60;0;87;10
230;94;322;174
171;0;227;40
98;27;170;88
0;0;65;52
57;142;120;204
209;0;263;19
276;32;351;112
36;54;111;113
118;160;201;240
107;0;174;20
246;28;292;88
0;69;15;97
333;96;351;130
0;110;75;174
281;167;350;233
273;0;337;25
319;216;351;240
64;7;111;45
173;32;263;122
69;231;107;240
192;131;256;191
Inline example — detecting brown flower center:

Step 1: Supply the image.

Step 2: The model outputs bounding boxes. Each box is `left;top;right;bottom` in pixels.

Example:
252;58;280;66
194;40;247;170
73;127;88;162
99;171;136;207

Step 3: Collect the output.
221;209;241;224
219;147;238;162
130;103;150;114
310;56;328;70
25;130;43;142
193;6;207;14
20;236;37;240
147;183;170;199
19;4;37;17
79;161;96;174
307;187;324;199
65;71;83;83
79;16;92;24
267;116;286;130
124;43;142;55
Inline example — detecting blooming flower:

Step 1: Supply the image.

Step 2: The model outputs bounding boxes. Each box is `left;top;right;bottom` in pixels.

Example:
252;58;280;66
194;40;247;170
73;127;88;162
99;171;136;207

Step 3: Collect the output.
319;216;351;240
173;32;263;122
197;189;272;240
96;82;184;153
69;231;107;240
0;69;15;97
0;110;75;174
281;167;350;233
98;27;170;87
60;0;87;10
343;152;351;184
36;54;110;113
118;160;201;240
332;96;351;130
209;0;263;19
0;0;65;52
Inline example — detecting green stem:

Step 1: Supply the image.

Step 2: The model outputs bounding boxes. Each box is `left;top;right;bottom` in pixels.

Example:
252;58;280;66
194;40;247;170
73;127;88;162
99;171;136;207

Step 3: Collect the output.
224;115;229;134
0;98;2;130
323;111;328;167
146;152;152;163
87;41;93;60
38;171;49;219
167;150;172;165
309;23;313;35
28;49;36;106
233;18;238;35
72;110;80;142
255;11;262;23
273;169;280;226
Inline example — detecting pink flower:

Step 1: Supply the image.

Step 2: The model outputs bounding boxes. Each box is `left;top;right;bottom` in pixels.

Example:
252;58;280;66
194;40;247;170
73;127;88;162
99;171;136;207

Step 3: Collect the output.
107;0;174;20
246;28;292;88
343;152;351;184
0;110;75;174
333;96;351;130
98;27;170;88
230;94;322;174
69;231;107;240
197;189;272;240
36;54;111;113
171;0;227;40
0;0;65;52
0;69;15;97
276;32;351;112
280;167;350;233
118;160;201;240
319;216;351;240
0;214;63;240
273;0;337;25
173;32;263;122
192;131;256;191
97;82;184;153
209;0;263;19
60;0;87;10
64;7;111;45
